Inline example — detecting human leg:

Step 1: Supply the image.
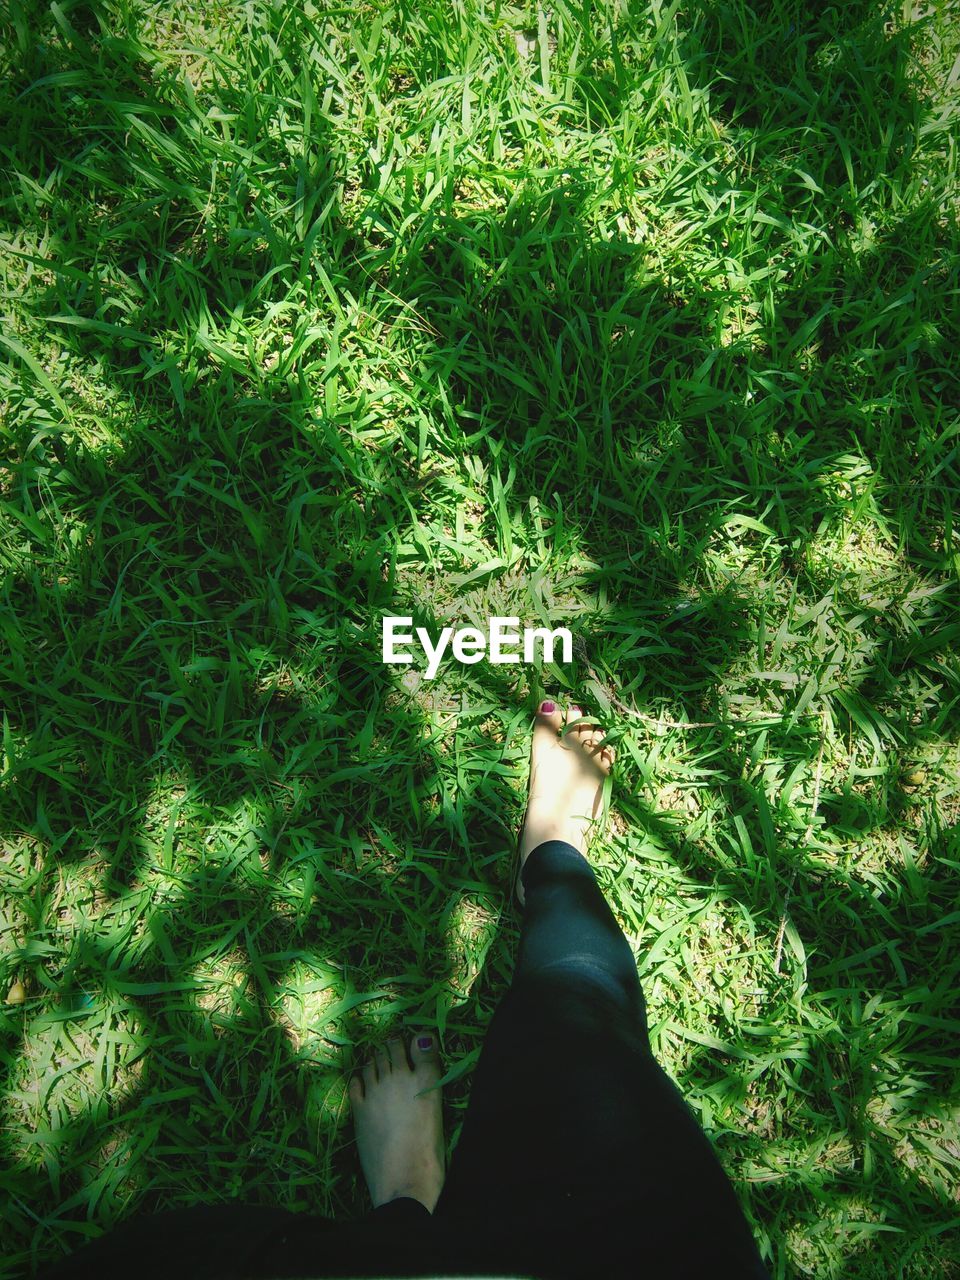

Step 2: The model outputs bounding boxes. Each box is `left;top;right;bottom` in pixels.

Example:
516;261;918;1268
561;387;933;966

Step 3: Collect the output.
433;702;769;1279
35;1204;299;1280
34;1187;444;1280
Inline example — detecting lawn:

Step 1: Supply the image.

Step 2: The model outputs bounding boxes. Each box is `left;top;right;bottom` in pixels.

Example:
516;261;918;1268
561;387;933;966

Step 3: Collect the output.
1;1;959;1276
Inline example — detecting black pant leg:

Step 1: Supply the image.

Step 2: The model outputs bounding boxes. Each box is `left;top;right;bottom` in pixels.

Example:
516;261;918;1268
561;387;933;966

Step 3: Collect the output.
513;838;649;1025
434;840;770;1279
36;1198;441;1280
36;1204;299;1280
243;1196;444;1278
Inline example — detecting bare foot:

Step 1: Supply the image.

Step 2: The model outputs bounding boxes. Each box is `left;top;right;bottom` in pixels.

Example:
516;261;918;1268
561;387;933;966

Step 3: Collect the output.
516;700;615;907
348;1033;445;1213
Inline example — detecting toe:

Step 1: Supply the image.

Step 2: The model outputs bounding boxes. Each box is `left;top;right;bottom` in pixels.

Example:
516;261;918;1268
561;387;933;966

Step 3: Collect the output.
348;1074;365;1106
410;1033;441;1089
374;1045;391;1078
601;743;615;768
410;1032;439;1068
535;698;563;735
386;1036;409;1071
565;701;583;727
362;1056;378;1090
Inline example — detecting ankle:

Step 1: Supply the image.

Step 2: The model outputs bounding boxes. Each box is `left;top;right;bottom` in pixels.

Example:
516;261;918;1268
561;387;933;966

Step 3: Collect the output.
376;1186;437;1214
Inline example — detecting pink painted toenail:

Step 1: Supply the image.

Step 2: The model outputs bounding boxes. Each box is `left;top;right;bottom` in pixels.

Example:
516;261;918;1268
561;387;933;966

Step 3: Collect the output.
417;1036;433;1050
540;701;555;713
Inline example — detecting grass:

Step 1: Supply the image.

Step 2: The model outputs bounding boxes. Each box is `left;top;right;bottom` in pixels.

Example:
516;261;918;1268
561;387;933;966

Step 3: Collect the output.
1;0;959;1275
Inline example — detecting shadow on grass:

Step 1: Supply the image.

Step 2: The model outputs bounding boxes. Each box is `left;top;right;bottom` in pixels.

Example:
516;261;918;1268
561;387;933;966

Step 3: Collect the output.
1;1;958;1276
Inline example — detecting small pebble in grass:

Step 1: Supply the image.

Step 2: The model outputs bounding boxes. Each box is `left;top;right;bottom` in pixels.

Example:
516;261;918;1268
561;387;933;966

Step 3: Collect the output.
902;768;926;787
6;980;26;1005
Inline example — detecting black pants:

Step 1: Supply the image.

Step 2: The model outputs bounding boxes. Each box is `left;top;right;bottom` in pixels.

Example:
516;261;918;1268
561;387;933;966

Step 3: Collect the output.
40;841;771;1279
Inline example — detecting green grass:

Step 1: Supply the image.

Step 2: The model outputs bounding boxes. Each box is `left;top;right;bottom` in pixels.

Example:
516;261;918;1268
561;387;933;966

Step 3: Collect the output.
1;0;959;1275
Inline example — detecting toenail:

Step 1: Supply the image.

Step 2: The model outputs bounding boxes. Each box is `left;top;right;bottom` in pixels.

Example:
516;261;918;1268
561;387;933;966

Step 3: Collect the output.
417;1036;433;1050
571;705;582;715
539;700;555;713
